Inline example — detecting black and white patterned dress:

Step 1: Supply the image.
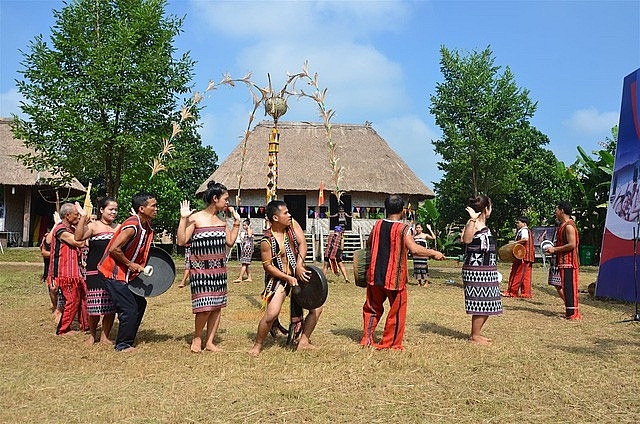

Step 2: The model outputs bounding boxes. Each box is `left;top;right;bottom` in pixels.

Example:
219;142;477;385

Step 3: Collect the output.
86;232;116;316
462;227;503;315
189;225;228;313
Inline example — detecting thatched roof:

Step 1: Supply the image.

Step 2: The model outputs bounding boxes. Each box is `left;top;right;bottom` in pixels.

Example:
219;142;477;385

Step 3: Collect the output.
198;121;434;199
0;117;85;194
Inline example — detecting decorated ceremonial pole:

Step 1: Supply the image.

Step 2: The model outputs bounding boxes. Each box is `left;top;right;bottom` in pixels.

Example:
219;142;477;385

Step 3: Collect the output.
264;89;288;203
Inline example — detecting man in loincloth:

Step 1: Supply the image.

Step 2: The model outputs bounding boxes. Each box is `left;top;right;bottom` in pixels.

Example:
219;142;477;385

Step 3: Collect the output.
248;200;320;356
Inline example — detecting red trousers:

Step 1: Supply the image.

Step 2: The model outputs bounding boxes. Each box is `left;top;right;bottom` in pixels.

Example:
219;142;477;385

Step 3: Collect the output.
56;277;89;334
360;284;407;350
506;260;533;297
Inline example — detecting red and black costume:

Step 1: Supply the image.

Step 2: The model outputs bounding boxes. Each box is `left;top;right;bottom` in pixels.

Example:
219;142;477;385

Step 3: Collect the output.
360;219;410;350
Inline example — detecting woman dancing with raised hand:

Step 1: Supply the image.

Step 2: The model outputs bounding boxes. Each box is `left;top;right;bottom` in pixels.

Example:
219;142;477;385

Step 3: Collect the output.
461;195;502;345
177;181;241;353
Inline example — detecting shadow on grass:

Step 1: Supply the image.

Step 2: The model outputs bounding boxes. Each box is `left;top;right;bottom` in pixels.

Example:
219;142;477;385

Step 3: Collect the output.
418;322;468;341
243;331;294;350
243;294;262;309
330;327;362;343
505;304;559;317
552;336;640;358
537;283;640;316
137;329;174;344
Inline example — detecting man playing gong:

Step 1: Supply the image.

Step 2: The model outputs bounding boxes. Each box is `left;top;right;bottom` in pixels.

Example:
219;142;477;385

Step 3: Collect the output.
98;192;157;351
248;200;321;356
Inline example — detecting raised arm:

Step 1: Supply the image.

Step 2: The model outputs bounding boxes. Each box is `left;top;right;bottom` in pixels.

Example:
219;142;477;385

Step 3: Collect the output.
405;232;445;260
225;206;242;248
74;202;93;241
177;200;196;246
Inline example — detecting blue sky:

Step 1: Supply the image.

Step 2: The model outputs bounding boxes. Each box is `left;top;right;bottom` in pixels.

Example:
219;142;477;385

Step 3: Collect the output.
1;0;638;189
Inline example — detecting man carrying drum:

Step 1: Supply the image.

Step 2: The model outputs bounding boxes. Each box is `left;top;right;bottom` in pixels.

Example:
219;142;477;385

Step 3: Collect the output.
248;200;320;356
503;217;535;298
360;195;445;350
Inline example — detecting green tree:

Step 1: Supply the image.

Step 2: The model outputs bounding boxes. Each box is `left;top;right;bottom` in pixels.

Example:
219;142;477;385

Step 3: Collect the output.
117;132;219;234
564;126;616;255
12;0;195;199
429;46;566;241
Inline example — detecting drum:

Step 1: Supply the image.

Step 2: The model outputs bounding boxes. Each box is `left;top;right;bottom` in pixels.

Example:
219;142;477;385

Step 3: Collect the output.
291;265;328;310
497;242;526;263
128;246;176;297
352;248;370;288
540;240;554;253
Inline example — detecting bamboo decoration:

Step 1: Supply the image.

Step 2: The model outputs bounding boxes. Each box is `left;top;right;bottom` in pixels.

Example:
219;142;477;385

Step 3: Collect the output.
160;62;341;208
83;182;93;216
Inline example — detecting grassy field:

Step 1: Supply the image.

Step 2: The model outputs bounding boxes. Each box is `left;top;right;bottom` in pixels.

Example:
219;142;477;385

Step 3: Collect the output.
1;248;639;423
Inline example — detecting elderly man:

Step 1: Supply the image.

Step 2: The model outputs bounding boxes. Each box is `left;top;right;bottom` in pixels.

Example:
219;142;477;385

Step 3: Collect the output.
49;203;88;334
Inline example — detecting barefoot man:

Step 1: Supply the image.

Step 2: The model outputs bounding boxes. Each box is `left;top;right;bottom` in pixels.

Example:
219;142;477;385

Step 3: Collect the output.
249;200;321;356
50;203;89;335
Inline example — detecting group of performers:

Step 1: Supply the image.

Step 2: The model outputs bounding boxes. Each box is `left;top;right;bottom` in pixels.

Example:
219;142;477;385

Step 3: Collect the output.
40;186;582;353
42;193;158;351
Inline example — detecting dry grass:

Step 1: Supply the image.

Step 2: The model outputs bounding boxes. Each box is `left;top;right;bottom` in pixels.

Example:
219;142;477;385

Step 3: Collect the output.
1;249;639;423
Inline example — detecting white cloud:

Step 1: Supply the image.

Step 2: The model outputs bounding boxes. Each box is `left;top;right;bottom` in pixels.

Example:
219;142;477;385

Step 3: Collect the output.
192;0;409;40
233;41;407;120
564;108;619;135
187;0;414;161
0;88;23;118
374;115;443;187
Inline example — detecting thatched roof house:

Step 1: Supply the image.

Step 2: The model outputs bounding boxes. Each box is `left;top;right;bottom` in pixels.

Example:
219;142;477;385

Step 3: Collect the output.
198;121;434;234
0;118;85;246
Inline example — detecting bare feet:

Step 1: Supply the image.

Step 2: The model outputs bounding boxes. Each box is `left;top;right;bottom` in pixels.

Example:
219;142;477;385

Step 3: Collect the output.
120;346;136;352
191;338;203;353
296;340;318;351
244;278;253;283
232;279;242;283
100;337;113;346
86;334;97;345
469;335;492;345
178;282;186;288
248;344;262;357
205;343;222;352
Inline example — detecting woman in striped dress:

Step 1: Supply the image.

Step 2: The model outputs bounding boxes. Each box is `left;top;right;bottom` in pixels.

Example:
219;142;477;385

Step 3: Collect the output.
74;197;119;344
177;181;241;353
412;223;436;287
233;219;254;283
461;195;502;345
